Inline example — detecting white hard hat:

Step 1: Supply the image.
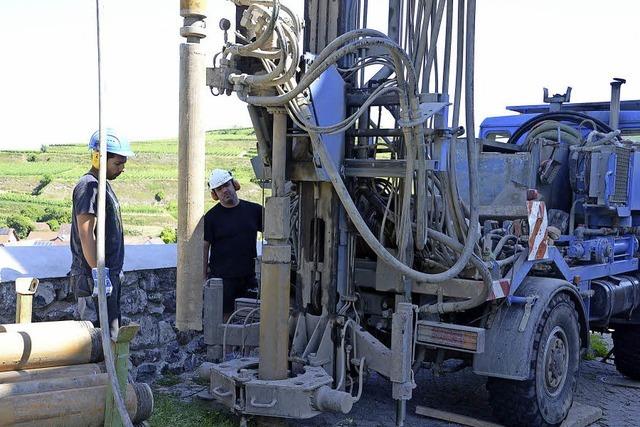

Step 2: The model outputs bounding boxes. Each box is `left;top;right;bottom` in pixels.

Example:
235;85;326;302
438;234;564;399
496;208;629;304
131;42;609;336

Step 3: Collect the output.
209;169;233;189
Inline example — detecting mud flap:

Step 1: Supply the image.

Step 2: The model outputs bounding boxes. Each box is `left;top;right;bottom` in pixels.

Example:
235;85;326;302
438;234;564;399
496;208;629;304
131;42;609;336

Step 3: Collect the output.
473;277;588;380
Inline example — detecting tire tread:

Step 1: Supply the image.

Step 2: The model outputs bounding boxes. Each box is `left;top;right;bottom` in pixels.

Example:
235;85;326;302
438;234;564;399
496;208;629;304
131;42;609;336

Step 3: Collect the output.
487;293;580;427
612;324;640;380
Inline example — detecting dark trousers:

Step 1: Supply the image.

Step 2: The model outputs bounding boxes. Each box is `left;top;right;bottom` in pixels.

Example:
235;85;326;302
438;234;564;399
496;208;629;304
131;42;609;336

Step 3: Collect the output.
212;275;258;313
72;270;122;331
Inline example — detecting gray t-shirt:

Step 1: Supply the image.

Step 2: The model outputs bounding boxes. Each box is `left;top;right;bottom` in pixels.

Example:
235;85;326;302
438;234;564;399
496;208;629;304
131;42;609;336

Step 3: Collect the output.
70;173;124;275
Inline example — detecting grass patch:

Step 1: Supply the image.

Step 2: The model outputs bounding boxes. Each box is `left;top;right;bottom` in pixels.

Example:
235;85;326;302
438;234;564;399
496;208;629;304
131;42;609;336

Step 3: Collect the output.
155;373;181;387
192;375;210;387
584;333;610;360
149;393;234;427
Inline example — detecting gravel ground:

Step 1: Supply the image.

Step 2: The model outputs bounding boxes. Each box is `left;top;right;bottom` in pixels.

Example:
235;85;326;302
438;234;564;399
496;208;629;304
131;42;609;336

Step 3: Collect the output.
301;358;640;427
171;354;639;427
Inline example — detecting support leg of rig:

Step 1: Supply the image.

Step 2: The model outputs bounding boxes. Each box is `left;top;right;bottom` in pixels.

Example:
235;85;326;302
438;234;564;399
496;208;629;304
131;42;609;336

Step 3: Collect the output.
104;324;140;427
396;399;407;427
204;278;224;362
391;303;414;427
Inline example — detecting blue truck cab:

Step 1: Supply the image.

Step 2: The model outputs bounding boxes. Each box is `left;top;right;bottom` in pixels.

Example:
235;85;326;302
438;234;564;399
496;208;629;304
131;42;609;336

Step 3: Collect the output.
480;100;640;144
449;89;640;426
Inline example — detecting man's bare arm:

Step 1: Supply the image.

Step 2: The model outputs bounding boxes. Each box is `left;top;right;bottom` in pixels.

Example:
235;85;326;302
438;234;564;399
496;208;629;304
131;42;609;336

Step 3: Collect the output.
77;213;97;269
203;241;210;280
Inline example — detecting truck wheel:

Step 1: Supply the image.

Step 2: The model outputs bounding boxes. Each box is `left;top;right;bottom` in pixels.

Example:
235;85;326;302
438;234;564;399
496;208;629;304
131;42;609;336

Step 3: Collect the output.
487;293;581;427
612;324;640;380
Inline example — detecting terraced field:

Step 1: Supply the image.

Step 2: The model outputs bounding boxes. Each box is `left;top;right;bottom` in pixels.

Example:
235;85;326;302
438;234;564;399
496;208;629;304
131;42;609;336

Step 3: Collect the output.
0;129;266;237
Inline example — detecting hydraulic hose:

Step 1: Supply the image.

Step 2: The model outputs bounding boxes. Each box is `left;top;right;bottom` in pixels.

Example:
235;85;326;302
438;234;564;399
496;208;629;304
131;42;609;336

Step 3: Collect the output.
242;31;427;260
304;84;400;135
264;23;300;86
496;252;521;267
229;0;280;55
451;0;465;129
305;113;483;285
491;234;517;258
524;121;581;151
241;0;302;36
418;228;491;313
233;3;486;309
506;112;613;146
447;0;468;241
423;0;448;91
231;0;301;36
241;36;417;107
526;121;581;142
231;25;288;86
441;0;454;96
236;22;300;88
232;48;282;60
279;16;479;286
412;0;432;82
415;0;482;283
237;28;418;105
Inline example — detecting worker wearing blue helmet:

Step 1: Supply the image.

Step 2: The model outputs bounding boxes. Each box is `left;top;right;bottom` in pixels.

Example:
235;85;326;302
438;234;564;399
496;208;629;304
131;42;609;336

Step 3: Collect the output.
69;128;134;339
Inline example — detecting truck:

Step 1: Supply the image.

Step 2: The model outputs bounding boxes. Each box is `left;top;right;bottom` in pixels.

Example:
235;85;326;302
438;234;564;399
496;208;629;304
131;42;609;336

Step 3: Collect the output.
198;1;640;426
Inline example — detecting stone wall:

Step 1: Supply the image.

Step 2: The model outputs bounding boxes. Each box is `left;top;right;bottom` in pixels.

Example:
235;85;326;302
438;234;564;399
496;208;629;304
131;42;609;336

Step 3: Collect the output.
0;268;205;382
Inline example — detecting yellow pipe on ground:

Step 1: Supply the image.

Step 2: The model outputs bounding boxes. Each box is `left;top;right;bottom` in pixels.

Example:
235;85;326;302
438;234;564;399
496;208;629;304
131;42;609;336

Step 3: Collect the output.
0;372;110;397
0;322;101;372
0;379;153;426
0;363;102;384
0;320;95;333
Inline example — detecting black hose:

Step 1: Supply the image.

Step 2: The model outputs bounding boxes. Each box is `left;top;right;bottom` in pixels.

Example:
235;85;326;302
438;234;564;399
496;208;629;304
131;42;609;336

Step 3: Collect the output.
506;112;613;146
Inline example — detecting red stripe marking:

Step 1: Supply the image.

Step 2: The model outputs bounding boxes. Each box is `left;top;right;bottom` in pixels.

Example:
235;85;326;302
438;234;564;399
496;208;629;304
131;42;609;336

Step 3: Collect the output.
500;279;510;295
536;240;548;259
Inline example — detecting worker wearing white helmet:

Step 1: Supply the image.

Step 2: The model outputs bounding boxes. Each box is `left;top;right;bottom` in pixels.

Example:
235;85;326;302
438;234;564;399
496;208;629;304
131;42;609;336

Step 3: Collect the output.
69;128;134;339
204;169;263;313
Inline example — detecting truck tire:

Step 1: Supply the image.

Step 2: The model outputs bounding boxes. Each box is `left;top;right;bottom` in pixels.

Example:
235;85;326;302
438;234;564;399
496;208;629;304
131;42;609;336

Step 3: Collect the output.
487;293;581;427
612;324;640;380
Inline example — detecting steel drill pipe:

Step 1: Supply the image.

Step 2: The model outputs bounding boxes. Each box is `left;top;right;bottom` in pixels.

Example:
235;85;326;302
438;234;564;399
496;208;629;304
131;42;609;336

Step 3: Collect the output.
0;323;102;372
258;110;291;381
0;320;95;333
0;372;111;397
0;379;153;426
0;363;102;384
176;17;207;332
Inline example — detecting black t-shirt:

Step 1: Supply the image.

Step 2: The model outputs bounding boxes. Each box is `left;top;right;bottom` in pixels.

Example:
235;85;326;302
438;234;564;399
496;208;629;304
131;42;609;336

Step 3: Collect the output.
70;173;125;275
204;200;263;278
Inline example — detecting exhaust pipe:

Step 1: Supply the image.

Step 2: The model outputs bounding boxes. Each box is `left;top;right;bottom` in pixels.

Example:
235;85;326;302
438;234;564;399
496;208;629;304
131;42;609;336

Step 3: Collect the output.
609;77;626;130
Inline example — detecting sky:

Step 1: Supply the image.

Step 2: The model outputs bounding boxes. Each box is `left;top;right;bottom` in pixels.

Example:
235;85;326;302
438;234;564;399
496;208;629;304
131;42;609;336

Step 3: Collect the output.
0;0;639;150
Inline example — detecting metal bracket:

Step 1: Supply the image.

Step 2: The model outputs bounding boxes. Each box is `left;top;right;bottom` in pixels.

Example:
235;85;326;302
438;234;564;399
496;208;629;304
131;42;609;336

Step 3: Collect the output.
419;102;449;122
250;397;278;408
15;277;38;295
212;386;232;398
518;296;538;332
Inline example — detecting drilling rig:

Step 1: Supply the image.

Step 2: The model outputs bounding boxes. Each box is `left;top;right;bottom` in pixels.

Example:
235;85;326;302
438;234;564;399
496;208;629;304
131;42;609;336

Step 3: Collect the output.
196;1;640;426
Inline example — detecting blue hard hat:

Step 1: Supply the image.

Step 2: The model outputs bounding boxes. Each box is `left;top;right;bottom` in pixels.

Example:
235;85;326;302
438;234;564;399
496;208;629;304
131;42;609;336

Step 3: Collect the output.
88;128;135;157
